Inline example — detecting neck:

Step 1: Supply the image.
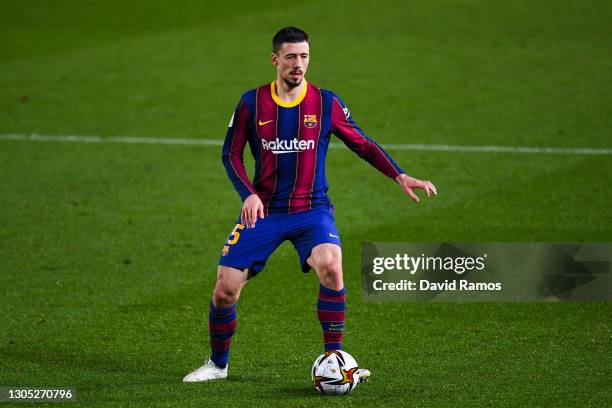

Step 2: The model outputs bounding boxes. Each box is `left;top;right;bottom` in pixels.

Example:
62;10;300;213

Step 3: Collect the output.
274;77;306;102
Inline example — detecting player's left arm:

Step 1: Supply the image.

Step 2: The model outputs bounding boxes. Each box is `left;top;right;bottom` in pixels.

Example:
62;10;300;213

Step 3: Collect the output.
331;95;436;202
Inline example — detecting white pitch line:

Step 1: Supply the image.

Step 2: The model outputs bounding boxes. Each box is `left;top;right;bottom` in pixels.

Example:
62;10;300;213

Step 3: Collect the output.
0;133;223;146
1;133;611;155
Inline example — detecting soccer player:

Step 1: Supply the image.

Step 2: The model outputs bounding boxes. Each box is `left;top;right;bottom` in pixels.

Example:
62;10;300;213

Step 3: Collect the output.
183;27;437;382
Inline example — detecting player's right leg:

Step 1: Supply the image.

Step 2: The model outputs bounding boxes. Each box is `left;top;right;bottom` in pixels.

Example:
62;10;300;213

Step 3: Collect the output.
183;216;284;382
183;265;248;382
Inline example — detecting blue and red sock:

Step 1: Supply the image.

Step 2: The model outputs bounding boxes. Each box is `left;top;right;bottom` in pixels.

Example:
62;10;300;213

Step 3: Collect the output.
317;284;346;351
208;300;236;369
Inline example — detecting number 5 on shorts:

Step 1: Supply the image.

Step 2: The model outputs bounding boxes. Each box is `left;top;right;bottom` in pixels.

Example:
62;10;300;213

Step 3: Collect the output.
227;224;245;245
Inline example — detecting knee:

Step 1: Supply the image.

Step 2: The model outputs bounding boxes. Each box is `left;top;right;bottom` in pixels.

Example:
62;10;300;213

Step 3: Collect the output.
213;283;240;307
313;251;343;287
212;266;248;308
318;258;342;278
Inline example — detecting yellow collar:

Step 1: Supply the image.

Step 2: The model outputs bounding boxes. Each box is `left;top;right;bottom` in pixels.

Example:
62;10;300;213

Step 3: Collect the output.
270;80;308;108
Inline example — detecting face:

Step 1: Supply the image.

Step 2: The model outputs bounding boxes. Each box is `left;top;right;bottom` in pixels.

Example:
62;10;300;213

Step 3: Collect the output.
272;41;310;89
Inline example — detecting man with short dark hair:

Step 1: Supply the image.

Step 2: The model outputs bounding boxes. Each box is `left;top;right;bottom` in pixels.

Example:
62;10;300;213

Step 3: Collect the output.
183;26;436;382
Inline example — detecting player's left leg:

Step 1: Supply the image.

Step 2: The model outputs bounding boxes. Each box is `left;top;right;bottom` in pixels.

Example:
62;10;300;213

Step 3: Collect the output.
287;206;345;351
308;243;344;290
307;244;346;351
290;207;370;383
307;243;370;383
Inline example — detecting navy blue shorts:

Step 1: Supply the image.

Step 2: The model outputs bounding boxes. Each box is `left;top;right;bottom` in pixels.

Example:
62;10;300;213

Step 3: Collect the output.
218;205;341;277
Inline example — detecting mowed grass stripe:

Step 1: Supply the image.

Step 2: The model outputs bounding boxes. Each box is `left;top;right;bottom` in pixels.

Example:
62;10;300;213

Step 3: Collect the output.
2;133;612;155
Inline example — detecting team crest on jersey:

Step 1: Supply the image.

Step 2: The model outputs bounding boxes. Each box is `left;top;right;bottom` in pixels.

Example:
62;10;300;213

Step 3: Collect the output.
303;114;318;128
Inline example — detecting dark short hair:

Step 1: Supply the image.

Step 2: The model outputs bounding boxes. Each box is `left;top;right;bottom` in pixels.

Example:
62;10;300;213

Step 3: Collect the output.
272;27;310;54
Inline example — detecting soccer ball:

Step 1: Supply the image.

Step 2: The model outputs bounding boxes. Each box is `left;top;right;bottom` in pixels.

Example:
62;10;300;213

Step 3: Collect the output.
311;350;360;395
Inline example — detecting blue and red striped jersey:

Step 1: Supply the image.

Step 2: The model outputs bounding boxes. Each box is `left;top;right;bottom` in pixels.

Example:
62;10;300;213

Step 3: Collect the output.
222;80;405;214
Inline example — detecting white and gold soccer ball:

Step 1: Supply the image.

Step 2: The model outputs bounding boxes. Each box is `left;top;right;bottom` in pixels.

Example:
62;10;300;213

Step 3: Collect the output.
311;350;361;396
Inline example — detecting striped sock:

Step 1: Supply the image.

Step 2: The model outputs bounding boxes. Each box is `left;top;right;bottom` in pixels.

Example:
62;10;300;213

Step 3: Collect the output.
317;284;346;351
208;299;236;369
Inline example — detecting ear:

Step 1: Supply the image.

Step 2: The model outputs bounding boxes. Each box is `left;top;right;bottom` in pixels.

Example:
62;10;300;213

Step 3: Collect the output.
271;52;278;66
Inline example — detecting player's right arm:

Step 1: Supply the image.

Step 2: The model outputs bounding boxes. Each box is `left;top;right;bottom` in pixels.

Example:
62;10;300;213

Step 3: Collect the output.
221;98;264;228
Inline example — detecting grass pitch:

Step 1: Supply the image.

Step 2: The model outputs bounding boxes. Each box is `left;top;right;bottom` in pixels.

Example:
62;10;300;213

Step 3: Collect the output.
1;1;611;406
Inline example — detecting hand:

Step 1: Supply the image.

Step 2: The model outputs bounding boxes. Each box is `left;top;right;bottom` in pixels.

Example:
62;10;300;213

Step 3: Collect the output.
395;174;437;203
241;194;264;228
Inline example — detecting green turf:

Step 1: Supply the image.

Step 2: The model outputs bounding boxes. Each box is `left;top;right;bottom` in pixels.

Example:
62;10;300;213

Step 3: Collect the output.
1;0;611;406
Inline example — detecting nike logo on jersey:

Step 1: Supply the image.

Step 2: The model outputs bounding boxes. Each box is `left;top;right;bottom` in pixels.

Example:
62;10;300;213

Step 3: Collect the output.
261;138;315;154
258;119;274;126
329;233;339;239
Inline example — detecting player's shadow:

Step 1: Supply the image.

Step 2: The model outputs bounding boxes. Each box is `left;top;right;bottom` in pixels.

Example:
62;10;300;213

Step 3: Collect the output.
276;386;324;399
225;374;271;385
226;376;323;398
